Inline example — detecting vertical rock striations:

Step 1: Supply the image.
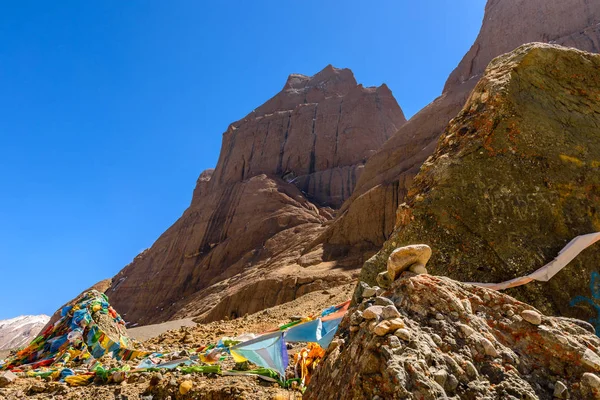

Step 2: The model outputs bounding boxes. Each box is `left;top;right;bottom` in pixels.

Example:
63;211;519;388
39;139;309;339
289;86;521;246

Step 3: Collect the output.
306;274;600;399
106;66;405;324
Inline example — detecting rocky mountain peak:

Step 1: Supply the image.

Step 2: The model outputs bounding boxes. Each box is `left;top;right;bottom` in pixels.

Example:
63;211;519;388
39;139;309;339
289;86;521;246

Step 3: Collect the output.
283;64;357;96
104;65;405;324
210;65;406;206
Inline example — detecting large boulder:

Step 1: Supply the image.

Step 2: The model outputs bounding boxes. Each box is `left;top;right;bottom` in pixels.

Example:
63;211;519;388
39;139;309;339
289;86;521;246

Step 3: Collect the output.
305;274;600;399
322;0;600;253
361;43;600;323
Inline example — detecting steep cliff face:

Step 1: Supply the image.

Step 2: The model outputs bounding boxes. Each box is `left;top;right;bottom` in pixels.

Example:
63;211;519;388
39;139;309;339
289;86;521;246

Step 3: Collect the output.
322;0;600;253
106;66;406;325
209;65;405;208
362;43;600;323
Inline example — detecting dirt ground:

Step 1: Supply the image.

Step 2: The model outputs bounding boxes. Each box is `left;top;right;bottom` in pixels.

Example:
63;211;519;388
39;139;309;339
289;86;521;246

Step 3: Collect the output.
0;283;355;399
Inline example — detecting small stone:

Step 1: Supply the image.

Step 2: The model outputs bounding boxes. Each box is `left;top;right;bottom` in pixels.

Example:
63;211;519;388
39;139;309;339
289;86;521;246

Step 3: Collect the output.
350;325;360;332
431;334;443;347
581;373;600;399
111;371;126;384
446;374;459;391
408;264;428;275
388;318;405;330
0;371;17;388
458;323;475;338
368;320;378;332
374;322;391;336
433;369;448;386
374;296;395;307
465;361;478;379
462;299;473;314
350;311;364;326
506;309;515;317
376;271;393;289
363;306;384;320
363;287;378;298
387;335;402;349
394;328;411;341
358;301;373;312
357;282;371;301
374;319;404;336
480;338;498;357
381;305;401;320
553;381;569;399
582;349;600;371
179;380;193;395
409;264;428;275
29;383;47;394
521;310;542;325
435;313;445;320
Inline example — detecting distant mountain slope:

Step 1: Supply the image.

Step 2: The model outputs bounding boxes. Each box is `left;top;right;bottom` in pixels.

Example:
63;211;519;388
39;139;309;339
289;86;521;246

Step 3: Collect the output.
0;315;49;351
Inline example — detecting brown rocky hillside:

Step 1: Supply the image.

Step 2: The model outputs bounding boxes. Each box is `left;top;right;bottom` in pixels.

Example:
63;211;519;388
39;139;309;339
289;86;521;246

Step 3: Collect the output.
106;65;406;325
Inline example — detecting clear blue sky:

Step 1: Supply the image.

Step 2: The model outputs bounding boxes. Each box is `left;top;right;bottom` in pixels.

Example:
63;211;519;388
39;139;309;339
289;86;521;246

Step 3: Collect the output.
0;1;485;319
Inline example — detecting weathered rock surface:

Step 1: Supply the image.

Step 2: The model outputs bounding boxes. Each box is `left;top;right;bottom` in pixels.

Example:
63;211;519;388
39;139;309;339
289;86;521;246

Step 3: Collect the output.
0;371;17;388
106;66;405;324
321;0;600;254
209;64;406;208
362;43;600;323
305;274;600;400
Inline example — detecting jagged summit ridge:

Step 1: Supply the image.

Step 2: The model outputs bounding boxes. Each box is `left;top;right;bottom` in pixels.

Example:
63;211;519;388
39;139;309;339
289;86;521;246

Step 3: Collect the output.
283;64;358;94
